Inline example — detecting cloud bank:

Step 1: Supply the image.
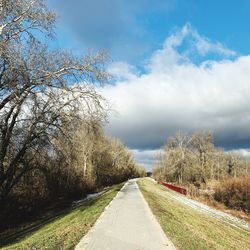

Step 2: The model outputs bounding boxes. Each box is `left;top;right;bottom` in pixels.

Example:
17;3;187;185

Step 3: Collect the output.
101;24;250;168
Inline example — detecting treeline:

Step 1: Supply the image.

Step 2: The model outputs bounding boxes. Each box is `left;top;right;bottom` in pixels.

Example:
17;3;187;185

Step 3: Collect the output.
11;119;145;209
0;0;145;216
153;131;249;186
153;131;250;211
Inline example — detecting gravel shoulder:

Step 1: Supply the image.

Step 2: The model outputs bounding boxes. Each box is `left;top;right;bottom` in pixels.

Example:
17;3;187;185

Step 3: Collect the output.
158;182;250;232
138;178;250;250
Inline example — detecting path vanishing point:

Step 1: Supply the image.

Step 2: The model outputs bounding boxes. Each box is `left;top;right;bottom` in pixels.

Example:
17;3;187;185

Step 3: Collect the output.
75;179;175;250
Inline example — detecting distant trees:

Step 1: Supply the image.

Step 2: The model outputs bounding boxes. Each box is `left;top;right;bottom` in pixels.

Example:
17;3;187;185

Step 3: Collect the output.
154;131;250;212
49;119;145;196
0;0;145;209
153;131;250;187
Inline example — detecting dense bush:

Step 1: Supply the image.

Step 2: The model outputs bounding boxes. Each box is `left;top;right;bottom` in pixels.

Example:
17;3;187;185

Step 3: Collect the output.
213;176;250;212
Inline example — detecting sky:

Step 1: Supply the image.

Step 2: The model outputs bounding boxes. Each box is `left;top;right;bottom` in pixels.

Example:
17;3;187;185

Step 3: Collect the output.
48;0;250;170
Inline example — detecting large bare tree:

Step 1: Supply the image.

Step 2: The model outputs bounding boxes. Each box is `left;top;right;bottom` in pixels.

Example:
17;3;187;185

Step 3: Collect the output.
0;0;108;203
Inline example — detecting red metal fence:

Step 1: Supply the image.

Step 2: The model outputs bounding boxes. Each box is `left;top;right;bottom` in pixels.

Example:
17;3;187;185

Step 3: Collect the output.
160;182;187;195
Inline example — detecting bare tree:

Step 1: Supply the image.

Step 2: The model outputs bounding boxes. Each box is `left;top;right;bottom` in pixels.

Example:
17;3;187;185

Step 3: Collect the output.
153;130;250;187
226;152;240;177
0;0;109;204
164;131;192;183
191;132;213;168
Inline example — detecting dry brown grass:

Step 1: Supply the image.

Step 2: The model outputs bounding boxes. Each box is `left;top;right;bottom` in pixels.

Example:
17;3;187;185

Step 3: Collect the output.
214;175;250;212
183;177;250;222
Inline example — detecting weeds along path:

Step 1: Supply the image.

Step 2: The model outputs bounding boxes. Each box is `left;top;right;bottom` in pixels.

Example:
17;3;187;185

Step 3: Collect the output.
154;180;250;232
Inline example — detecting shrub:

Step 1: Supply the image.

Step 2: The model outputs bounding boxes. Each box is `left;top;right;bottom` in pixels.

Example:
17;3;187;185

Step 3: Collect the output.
214;175;250;212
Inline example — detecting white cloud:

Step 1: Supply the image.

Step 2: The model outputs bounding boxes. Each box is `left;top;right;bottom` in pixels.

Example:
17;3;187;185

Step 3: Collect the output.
101;24;250;168
148;24;236;72
130;149;160;171
189;25;236;57
108;61;139;81
228;149;250;159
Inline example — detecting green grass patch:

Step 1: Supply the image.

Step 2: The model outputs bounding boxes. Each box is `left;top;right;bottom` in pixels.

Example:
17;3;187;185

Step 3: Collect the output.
0;183;123;250
138;178;250;250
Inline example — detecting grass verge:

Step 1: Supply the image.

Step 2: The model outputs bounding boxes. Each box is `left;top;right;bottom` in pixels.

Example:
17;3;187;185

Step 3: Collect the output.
138;178;250;250
0;183;123;250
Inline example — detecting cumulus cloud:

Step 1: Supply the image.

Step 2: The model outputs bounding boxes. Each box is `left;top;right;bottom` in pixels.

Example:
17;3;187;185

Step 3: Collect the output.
108;62;139;82
229;149;250;159
149;24;236;72
101;24;250;167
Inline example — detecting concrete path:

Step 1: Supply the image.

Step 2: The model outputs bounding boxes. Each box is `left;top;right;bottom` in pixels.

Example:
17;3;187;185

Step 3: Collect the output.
75;179;175;250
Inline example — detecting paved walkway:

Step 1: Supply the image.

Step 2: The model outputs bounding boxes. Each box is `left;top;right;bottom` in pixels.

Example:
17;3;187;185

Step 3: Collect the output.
75;179;175;250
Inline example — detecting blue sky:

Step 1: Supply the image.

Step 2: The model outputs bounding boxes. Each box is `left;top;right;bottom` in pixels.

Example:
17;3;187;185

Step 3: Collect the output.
48;1;250;170
49;0;250;64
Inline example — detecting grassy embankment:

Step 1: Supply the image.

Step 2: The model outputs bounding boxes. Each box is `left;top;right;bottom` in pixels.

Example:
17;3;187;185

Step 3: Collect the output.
138;178;250;250
0;183;123;250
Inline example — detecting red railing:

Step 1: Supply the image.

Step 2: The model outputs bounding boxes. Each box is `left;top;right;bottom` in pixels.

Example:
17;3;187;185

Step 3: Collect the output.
160;182;187;195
